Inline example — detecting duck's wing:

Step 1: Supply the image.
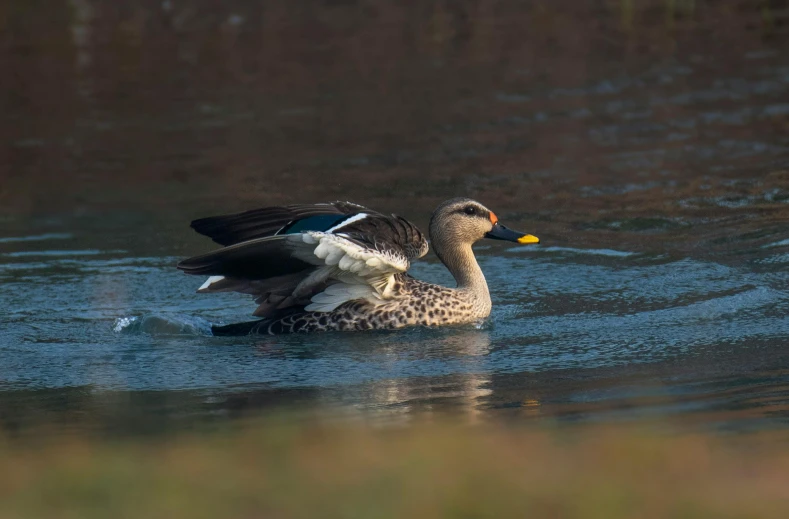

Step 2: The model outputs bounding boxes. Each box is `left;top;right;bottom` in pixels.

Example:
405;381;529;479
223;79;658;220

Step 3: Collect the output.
190;201;369;246
178;205;429;317
329;211;429;263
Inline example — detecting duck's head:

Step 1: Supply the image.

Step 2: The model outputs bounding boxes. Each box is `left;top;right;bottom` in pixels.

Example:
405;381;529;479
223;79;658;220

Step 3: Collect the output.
429;197;540;247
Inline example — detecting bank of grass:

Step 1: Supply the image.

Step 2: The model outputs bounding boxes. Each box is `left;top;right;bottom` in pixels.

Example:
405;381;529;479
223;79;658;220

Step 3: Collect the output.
1;418;788;519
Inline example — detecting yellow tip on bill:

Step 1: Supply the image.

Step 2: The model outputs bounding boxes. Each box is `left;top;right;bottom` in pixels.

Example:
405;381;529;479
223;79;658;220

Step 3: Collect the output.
517;234;540;244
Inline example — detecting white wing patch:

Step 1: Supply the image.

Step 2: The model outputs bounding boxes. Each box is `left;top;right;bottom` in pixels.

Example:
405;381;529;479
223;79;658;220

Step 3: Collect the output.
289;231;409;276
284;231;409;312
198;275;225;291
305;283;381;312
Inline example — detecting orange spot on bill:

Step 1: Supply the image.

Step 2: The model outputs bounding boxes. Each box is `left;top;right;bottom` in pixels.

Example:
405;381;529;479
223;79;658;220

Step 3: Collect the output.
489;211;498;224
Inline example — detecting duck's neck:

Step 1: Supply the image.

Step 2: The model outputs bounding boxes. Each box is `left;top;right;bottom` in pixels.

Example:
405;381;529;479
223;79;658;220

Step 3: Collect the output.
434;241;491;307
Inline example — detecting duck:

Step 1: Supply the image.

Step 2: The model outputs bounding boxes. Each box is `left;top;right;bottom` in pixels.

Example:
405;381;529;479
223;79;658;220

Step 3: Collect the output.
177;198;539;335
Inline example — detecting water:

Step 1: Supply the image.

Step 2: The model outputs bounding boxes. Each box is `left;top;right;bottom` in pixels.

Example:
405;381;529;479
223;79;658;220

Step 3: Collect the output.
2;0;789;435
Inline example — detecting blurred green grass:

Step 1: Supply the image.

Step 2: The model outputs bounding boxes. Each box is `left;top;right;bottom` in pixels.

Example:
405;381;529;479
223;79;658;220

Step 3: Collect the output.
2;419;788;519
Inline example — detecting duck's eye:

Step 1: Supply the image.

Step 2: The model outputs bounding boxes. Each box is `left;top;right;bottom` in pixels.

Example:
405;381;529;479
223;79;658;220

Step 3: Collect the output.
463;206;477;216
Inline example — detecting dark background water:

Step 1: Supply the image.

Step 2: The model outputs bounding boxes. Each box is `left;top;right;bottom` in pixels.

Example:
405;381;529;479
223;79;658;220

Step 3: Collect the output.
2;0;789;435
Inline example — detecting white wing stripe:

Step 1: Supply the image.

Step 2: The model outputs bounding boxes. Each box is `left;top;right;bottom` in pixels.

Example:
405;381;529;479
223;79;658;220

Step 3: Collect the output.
199;275;225;290
326;213;368;233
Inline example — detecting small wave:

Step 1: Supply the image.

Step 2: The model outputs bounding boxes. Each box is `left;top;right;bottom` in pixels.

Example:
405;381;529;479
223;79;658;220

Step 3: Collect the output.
754;253;789;265
0;233;72;243
113;314;214;336
762;238;789;249
512;246;635;257
3;249;126;258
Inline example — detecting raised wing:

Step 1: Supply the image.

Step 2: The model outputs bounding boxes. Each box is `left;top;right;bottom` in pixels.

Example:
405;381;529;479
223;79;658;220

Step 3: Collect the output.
177;203;429;317
190;201;369;246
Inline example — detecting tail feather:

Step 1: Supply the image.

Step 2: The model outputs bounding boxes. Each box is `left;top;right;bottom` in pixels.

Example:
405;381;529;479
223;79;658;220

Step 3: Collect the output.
198;273;314;318
179;236;335;319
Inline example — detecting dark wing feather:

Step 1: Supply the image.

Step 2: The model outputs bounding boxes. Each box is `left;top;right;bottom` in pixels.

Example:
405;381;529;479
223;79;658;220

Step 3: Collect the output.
190;201;370;246
336;214;428;261
177;235;329;317
176;236;312;279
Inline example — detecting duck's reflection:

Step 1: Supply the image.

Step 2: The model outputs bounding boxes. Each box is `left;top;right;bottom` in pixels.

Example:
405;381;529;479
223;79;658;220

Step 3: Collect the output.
254;328;498;425
242;324;548;425
381;329;493;424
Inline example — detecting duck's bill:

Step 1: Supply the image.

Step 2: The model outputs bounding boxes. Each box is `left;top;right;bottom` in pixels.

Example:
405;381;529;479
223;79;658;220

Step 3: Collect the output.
485;223;540;244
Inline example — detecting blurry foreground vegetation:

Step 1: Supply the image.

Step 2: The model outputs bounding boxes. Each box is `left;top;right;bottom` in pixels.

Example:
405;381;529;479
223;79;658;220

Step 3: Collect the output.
2;418;788;519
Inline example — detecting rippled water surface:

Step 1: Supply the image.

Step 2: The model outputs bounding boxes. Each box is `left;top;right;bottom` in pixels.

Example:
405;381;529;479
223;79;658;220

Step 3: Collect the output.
2;0;789;434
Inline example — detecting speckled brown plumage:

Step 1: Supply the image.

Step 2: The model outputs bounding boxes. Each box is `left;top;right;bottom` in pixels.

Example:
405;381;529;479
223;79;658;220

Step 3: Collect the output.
235;274;488;335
